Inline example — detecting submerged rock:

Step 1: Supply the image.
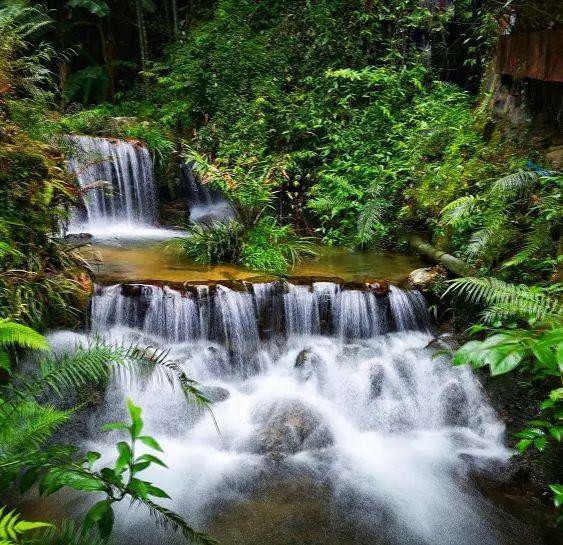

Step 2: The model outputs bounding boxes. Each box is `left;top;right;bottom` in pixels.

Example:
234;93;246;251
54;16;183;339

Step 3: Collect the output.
294;348;324;381
200;385;230;403
251;399;333;457
63;232;93;248
369;364;385;399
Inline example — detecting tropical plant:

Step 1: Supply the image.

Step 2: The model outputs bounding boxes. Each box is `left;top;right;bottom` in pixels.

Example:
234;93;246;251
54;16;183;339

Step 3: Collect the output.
0;506;52;544
0;2;55;100
27;398;217;544
0;318;49;372
444;277;562;324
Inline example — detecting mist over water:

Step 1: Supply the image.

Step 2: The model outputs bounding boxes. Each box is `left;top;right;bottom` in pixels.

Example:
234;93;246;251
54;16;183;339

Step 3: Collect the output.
44;282;540;545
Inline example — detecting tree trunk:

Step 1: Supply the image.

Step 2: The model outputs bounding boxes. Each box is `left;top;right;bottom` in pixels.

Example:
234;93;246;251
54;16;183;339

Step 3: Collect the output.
97;20;116;102
408;235;477;277
134;0;149;71
171;0;178;37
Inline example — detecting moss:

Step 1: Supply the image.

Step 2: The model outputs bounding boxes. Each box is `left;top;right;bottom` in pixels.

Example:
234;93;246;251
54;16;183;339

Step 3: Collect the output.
0;149;50;185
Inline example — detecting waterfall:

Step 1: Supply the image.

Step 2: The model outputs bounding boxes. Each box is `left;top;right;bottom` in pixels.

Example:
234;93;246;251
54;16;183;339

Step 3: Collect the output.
66;135;157;233
90;281;427;353
180;161;233;223
44;280;537;545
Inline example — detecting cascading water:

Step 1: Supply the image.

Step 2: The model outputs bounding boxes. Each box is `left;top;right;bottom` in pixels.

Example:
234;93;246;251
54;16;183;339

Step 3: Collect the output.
45;281;540;545
180;161;233;223
67;135;156;227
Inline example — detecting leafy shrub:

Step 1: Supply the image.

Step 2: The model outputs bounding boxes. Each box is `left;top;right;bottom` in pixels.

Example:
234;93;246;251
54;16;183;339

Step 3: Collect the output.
167;216;315;276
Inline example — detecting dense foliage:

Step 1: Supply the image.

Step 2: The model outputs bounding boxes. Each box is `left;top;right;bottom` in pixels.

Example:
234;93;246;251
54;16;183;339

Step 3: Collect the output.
0;0;561;538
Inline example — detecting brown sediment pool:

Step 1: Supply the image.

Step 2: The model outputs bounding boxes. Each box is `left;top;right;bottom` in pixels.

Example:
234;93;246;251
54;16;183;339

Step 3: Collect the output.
79;243;425;284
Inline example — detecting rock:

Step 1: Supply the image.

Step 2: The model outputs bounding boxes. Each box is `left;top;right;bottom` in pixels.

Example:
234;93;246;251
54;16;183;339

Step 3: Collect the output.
407;265;447;292
63;232;92;248
364;278;389;296
369;364;385;399
439;381;468;426
425;332;460;351
200;385;230;403
121;283;143;297
294;348;323;381
251;399;333;457
545;145;563;170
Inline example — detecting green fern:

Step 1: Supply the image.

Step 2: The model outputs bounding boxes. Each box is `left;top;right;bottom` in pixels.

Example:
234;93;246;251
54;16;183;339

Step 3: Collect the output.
0;507;52;544
357;193;386;243
503;222;552;269
0;400;71;455
466;215;514;261
444;277;562;323
0;319;48;350
440;195;478;227
36;519;106;545
490;170;538;200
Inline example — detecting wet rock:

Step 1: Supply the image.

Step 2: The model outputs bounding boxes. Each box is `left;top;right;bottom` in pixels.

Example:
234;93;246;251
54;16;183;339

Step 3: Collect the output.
439;380;468;426
369;364;385;399
407;266;447;292
63;232;93;248
121;283;143;297
200;385;230;403
251;399;333;457
425;332;460;351
363;278;390;296
294;349;323;381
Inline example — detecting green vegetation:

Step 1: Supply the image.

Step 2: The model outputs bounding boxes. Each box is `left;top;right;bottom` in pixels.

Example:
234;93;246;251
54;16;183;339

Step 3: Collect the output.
0;320;212;543
0;0;561;539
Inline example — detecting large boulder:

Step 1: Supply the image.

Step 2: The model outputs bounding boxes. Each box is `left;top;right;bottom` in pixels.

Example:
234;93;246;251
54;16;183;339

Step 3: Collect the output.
200;384;230;403
251;399;333;457
294;348;324;381
407;265;447;292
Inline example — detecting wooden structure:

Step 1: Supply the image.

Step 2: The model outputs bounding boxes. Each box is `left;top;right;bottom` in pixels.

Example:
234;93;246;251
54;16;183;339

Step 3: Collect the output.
496;29;563;82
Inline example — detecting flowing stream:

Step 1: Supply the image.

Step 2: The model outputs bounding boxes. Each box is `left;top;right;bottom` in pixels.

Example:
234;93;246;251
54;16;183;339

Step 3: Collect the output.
50;134;544;544
42;281;541;545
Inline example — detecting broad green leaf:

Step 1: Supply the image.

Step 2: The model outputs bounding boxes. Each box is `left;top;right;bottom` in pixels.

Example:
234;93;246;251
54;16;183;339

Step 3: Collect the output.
115;441;132;473
83;500;114;539
86;451;101;469
101;421;129;432
549;426;562;442
138;435;163;452
136;453;168;468
486;345;524;376
126;399;143;439
146;484;171;499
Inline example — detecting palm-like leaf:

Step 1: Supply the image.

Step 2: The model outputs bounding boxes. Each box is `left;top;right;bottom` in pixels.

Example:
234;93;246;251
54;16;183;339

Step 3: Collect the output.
0;400;71;456
0;507;52;544
440;195;477;227
444;277;561;322
490;170;538;200
36;519;106;545
0;320;48;351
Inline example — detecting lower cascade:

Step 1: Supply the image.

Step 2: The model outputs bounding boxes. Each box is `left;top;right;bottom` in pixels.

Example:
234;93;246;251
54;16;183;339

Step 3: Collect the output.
47;282;534;545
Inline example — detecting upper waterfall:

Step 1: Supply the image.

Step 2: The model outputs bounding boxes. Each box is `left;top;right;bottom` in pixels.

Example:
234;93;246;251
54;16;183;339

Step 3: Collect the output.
66;135;157;234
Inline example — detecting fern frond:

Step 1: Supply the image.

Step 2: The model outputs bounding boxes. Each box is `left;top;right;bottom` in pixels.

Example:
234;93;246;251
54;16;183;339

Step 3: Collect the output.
0;401;70;455
35;519;105;545
0;507;52;543
444;277;561;322
503;222;553;268
357;197;386;243
0;320;49;351
490;170;538;200
142;498;219;545
440;195;478;227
